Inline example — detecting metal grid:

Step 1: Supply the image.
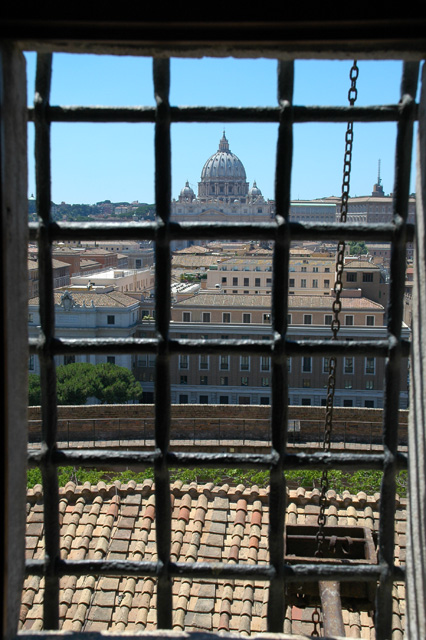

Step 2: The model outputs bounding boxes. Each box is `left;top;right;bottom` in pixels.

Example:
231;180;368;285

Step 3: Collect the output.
26;53;418;638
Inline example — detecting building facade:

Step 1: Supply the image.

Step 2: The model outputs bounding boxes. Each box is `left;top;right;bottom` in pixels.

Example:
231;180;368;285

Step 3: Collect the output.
135;292;409;409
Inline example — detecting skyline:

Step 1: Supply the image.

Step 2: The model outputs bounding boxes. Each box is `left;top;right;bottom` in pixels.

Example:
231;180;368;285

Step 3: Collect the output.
25;54;418;205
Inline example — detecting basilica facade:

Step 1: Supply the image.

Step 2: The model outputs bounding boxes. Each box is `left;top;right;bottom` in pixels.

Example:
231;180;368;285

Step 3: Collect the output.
171;133;275;223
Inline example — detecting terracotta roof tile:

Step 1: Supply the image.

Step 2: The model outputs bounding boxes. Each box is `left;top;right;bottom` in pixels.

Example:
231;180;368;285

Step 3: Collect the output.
23;481;406;637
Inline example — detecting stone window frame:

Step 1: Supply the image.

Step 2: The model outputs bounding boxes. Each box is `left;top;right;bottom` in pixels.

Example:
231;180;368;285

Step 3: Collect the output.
260;356;271;372
365;357;376;375
199;355;209;370
179;355;189;370
219;355;229;370
2;20;425;640
240;355;250;371
344;356;354;374
302;356;312;373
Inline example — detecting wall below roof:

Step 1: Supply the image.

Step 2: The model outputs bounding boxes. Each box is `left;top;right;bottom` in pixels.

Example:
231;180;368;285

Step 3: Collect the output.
27;404;408;450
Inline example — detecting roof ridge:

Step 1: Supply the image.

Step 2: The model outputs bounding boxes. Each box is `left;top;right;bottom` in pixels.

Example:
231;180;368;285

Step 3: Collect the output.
27;481;404;506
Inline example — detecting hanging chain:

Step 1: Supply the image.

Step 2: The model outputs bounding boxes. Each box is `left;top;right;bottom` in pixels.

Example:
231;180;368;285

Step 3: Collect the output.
311;604;321;636
316;61;359;558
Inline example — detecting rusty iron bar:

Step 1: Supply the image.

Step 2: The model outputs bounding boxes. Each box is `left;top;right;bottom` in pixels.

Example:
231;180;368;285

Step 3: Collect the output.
319;581;346;637
287;534;360;544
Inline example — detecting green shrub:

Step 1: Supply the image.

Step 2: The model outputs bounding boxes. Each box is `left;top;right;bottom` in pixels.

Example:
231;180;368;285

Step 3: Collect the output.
27;466;407;498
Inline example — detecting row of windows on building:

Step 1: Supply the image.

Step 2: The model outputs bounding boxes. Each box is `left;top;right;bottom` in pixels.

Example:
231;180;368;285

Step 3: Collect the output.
135;354;376;375
182;312;376;325
176;394;376;408
219;272;374;283
177;375;375;389
29;354;117;370
29;313;117;325
30;353;376;378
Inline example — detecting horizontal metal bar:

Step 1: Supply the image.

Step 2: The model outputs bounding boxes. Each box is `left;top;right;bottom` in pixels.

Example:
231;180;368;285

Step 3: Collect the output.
28;220;415;243
7;15;426;57
27;448;407;470
24;558;405;582
28;336;411;359
27;103;415;124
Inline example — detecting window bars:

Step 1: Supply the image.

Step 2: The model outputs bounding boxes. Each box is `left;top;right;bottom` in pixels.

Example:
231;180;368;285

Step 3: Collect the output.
26;54;419;639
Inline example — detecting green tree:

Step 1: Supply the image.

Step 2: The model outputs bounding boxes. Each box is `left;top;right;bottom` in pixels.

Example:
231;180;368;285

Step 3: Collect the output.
56;362;98;404
55;362;142;405
92;363;142;404
28;373;41;405
348;240;368;255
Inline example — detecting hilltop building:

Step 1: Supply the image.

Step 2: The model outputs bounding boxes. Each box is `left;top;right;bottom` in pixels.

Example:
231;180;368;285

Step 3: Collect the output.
171;133;274;226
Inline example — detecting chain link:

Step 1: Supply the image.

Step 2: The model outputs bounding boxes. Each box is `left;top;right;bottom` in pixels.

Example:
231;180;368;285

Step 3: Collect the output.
316;60;359;559
311;604;321;636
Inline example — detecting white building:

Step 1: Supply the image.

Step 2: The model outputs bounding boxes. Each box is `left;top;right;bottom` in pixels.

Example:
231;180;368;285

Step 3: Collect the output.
28;290;140;374
70;266;155;295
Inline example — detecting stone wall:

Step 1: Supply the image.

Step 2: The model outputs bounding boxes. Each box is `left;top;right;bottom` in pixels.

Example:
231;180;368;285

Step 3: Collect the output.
28;404;408;446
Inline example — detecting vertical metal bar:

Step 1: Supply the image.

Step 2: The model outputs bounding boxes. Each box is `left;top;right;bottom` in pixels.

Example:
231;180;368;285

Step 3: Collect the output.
406;61;426;640
267;59;293;633
319;581;345;637
153;57;172;629
34;52;60;630
376;61;419;640
0;43;29;640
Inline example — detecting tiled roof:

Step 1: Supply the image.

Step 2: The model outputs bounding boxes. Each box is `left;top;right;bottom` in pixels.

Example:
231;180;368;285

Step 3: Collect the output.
22;481;406;637
28;258;71;269
174;246;212;254
53;248;113;255
52;258;72;268
345;260;380;269
172;256;227;268
28;291;139;308
175;293;384;310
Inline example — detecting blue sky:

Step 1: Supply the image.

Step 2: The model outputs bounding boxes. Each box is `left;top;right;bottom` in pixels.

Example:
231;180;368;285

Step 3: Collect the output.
25;53;418;205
